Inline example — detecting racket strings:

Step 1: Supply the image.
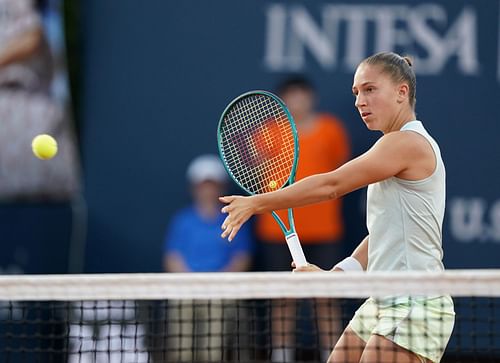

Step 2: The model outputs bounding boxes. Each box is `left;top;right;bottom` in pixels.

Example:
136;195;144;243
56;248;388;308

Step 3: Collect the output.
220;94;296;194
225;98;294;189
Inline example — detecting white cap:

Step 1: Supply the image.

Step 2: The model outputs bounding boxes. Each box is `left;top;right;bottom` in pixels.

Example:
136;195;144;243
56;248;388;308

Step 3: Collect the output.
186;154;228;184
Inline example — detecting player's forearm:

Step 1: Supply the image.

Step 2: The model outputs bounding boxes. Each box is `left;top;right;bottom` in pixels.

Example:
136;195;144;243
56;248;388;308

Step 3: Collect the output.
252;173;338;214
351;235;369;270
250;152;380;215
331;235;369;271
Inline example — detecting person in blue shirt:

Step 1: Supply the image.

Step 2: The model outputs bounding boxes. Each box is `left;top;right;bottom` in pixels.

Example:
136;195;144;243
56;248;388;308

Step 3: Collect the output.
163;154;253;272
163;154;254;362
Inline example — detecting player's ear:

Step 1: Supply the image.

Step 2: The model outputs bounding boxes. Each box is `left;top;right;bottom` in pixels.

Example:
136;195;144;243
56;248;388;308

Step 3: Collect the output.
397;83;409;104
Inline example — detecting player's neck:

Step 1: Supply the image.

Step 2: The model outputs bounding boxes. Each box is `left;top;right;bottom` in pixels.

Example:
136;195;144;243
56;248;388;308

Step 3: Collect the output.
385;109;416;134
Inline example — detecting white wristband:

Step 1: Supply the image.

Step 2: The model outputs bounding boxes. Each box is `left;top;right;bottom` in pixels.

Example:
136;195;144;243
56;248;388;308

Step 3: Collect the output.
334;256;363;272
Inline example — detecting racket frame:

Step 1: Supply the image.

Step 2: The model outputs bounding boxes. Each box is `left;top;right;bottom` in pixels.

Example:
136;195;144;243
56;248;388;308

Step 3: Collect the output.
217;90;307;266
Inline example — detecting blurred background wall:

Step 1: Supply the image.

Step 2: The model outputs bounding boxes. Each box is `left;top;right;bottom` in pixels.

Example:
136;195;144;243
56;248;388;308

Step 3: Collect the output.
1;0;499;274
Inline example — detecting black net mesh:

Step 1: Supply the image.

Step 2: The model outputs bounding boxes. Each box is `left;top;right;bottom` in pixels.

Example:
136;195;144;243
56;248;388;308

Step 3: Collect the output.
0;272;499;363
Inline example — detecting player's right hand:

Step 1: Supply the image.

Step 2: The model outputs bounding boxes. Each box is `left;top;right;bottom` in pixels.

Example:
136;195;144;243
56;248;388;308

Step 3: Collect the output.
220;195;255;241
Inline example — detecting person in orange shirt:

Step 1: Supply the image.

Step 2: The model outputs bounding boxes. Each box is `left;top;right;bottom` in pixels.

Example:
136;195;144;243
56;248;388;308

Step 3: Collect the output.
256;76;351;363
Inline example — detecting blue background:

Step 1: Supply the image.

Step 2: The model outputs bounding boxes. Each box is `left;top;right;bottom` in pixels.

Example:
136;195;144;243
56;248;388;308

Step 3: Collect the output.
1;0;499;274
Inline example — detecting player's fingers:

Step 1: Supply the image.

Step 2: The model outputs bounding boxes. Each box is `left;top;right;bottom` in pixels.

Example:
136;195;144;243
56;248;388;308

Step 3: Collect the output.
223;222;232;237
219;196;234;204
221;225;231;239
221;216;232;233
228;225;240;242
294;263;319;272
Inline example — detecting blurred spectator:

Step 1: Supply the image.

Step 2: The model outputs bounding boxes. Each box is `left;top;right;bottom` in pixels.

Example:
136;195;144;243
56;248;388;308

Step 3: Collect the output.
0;0;80;201
163;154;254;362
255;76;351;362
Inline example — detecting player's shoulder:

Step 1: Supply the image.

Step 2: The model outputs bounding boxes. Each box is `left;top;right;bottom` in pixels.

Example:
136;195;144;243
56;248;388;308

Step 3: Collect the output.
378;130;431;157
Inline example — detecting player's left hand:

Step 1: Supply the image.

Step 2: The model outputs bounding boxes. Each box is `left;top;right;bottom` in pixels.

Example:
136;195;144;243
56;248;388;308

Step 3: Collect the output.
292;262;324;273
220;195;255;241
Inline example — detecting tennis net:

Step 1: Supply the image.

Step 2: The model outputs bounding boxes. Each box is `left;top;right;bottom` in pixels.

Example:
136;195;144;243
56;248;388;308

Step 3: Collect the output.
0;270;499;363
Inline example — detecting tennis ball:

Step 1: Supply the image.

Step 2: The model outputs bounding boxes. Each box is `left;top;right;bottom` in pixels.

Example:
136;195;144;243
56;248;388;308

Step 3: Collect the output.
269;180;277;189
32;134;58;160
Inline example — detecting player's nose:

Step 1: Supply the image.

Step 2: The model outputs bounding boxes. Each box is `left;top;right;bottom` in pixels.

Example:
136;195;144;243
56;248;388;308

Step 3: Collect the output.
354;95;366;108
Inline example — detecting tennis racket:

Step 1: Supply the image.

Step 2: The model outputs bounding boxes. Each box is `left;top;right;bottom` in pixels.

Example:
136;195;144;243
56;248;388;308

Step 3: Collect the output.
217;90;307;267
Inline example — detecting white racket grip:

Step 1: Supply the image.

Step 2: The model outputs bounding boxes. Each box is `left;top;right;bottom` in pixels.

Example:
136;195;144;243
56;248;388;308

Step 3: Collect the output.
285;233;307;267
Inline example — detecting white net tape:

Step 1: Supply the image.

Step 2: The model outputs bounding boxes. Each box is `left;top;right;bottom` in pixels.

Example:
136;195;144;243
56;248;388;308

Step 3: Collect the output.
0;270;499;301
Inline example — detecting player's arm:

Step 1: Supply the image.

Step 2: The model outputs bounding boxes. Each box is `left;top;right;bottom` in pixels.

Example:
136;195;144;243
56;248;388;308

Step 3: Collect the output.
331;235;368;271
221;132;414;240
293;236;368;273
260;131;414;210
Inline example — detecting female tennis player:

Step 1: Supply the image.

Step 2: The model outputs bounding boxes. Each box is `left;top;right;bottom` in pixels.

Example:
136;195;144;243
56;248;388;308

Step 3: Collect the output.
220;52;455;363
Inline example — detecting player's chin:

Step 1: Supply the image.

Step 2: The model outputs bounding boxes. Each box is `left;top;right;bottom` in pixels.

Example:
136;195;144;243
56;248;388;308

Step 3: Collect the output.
363;119;379;131
360;115;369;124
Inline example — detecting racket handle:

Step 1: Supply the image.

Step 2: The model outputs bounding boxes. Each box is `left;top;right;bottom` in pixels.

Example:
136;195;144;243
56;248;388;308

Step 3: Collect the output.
285;233;307;267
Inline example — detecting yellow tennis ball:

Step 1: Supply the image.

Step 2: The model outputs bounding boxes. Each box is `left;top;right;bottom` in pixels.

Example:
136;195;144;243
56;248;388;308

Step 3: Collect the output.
269;180;277;189
32;134;58;160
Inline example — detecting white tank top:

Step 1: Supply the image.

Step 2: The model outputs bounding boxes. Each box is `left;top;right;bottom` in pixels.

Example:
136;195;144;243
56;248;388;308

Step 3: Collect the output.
366;120;446;272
